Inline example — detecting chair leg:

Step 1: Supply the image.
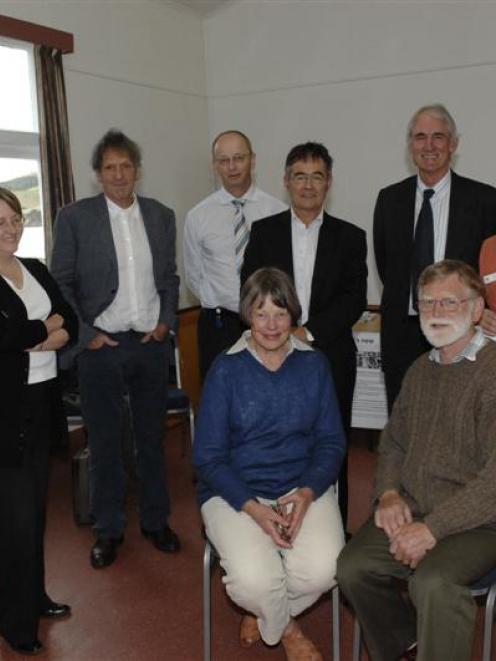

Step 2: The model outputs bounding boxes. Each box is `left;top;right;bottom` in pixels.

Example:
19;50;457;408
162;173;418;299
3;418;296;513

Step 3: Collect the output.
203;541;212;661
482;584;496;661
352;616;362;661
332;585;340;660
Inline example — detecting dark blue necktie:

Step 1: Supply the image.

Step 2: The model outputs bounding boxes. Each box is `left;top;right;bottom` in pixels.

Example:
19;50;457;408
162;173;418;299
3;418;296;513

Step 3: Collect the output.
412;188;435;310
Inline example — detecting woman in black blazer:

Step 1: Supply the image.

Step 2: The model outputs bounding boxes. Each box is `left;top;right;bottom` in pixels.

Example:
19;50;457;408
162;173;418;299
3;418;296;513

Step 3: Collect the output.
0;188;78;655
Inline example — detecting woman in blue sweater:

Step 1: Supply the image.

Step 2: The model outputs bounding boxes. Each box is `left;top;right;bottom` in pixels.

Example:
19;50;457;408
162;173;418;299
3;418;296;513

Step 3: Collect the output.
194;267;345;661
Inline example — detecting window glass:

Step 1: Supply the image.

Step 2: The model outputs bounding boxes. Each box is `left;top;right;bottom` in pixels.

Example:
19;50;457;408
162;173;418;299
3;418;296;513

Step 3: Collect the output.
0;158;44;258
0;39;44;259
0;43;37;132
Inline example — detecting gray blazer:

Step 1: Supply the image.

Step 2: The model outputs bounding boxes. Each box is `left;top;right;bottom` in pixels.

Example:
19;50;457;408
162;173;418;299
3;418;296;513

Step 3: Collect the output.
51;193;179;365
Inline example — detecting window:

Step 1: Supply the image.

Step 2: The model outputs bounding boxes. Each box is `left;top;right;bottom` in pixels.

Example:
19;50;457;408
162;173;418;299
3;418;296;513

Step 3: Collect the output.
0;37;45;260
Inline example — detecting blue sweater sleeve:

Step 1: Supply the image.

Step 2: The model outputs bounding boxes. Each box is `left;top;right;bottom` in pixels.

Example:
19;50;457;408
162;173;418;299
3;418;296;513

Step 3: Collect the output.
193;357;257;511
299;355;346;497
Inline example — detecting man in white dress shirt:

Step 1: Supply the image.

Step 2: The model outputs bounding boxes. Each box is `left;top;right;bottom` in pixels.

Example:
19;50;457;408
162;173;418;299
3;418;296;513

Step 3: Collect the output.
183;130;286;379
52;130;180;568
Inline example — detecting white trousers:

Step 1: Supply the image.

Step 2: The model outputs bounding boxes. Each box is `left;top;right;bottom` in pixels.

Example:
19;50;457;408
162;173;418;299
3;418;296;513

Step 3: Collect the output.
201;488;344;645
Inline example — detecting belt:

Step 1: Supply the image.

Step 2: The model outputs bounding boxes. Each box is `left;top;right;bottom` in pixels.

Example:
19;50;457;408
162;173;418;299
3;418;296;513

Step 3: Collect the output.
201;307;240;320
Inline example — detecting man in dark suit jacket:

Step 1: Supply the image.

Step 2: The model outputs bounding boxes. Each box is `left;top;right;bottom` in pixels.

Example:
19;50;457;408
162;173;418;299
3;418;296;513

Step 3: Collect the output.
242;142;367;529
51;130;180;569
374;104;496;412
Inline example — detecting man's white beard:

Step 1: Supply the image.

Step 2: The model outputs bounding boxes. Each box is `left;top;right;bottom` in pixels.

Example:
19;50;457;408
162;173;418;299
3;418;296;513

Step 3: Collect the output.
420;314;473;349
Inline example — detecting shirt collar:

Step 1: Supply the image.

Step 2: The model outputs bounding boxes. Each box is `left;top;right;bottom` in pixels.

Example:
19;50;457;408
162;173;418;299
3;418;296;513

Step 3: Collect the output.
417;169;451;196
290;206;324;228
218;185;257;205
428;326;488;364
105;194;137;215
227;329;313;362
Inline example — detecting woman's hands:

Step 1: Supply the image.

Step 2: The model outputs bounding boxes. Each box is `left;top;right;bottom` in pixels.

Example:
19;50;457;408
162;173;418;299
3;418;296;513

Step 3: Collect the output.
278;487;314;542
242;487;315;549
29;314;69;351
242;499;292;549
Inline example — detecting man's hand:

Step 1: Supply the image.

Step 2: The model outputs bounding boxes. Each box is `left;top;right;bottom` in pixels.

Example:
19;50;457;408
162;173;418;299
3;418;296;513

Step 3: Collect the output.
480;309;496;336
87;332;119;350
389;522;436;569
375;489;413;539
278;487;314;542
141;323;170;344
291;326;311;344
242;499;292;549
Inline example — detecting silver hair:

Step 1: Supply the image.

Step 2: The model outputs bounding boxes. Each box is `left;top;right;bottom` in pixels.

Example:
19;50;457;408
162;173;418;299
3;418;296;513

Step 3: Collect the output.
407;104;459;142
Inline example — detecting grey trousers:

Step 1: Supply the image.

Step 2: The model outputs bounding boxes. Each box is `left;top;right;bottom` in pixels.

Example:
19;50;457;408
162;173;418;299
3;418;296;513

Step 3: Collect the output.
337;518;496;661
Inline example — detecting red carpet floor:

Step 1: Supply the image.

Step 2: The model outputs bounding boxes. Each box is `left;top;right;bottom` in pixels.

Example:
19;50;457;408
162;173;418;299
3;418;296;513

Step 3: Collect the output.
0;427;491;660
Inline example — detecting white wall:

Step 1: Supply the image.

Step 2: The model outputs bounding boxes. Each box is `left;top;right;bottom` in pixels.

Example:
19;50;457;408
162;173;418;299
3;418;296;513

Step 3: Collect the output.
204;1;496;304
0;0;211;307
3;1;496;306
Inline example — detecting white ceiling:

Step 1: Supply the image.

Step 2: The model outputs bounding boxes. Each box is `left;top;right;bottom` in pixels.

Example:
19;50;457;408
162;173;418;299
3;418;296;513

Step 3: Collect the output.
175;0;232;16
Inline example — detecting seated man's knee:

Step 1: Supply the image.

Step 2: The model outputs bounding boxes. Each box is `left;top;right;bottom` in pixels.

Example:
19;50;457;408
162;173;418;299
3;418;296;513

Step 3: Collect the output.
408;564;451;606
336;543;369;591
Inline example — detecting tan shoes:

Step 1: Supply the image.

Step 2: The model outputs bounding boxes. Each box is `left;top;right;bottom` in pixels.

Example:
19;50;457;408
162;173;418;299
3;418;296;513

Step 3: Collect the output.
239;614;261;648
281;621;323;661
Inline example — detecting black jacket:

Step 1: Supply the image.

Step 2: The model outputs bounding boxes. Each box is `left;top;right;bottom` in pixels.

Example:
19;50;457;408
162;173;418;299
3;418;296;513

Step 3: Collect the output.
0;258;78;467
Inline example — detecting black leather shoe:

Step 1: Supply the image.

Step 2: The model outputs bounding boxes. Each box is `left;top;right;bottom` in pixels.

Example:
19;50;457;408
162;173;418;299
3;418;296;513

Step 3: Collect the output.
5;639;43;655
141;524;181;553
90;536;124;569
41;599;71;618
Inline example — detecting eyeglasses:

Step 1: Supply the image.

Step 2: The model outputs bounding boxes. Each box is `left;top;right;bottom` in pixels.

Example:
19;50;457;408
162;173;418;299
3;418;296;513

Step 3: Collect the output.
289;172;328;185
215;153;251;168
417;297;475;312
0;216;24;230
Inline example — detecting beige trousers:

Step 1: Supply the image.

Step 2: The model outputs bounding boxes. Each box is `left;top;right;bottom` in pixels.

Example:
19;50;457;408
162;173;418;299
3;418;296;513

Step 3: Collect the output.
202;487;344;645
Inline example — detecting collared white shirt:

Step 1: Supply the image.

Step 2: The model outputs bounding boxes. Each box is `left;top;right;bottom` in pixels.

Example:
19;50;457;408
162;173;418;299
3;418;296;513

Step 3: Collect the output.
291;207;323;325
227;329;313;363
183;185;287;312
409;170;451;314
94;195;160;333
428;326;488;364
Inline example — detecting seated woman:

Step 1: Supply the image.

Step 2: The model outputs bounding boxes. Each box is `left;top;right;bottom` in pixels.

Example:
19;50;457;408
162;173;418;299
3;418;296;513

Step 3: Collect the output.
0;188;78;655
194;267;345;660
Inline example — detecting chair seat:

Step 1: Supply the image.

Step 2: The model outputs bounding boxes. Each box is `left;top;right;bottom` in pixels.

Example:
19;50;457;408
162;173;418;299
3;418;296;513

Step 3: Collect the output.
472;567;496;591
167;387;190;411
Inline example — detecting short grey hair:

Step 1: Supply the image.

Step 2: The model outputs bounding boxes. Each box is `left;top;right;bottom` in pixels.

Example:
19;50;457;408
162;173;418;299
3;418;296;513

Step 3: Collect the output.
407;104;459;142
240;267;301;326
418;259;484;299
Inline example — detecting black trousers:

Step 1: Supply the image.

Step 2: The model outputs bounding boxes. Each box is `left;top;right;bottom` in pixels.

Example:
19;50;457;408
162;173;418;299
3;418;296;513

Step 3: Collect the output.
0;380;53;643
382;316;430;414
198;308;243;381
326;352;356;532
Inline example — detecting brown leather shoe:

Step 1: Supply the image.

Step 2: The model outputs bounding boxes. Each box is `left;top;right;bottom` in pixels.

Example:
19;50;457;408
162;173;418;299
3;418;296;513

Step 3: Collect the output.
240;614;261;648
281;622;323;661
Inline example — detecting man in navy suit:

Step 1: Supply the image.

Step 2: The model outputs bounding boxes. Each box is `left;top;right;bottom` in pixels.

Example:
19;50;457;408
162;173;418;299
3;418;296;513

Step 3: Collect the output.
242;142;367;530
52;130;180;568
374;104;496;412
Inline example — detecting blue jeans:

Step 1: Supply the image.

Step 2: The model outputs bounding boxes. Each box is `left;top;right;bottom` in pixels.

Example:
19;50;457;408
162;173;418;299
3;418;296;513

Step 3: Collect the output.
78;331;170;539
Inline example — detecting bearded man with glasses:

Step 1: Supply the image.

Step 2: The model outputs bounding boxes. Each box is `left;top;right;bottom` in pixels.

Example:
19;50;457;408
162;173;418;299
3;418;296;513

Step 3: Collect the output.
337;259;496;661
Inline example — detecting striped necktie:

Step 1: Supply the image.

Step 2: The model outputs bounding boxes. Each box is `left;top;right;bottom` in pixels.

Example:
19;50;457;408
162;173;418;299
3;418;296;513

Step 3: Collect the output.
232;198;248;274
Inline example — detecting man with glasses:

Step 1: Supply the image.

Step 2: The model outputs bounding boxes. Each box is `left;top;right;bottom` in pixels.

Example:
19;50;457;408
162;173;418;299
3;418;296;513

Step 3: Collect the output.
338;259;496;661
241;142;367;530
183;130;286;380
373;104;496;413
